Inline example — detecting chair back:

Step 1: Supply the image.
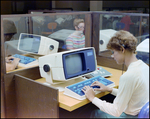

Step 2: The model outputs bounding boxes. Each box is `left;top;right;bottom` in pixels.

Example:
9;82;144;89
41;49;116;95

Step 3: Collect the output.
138;102;149;118
48;22;57;32
41;22;57;36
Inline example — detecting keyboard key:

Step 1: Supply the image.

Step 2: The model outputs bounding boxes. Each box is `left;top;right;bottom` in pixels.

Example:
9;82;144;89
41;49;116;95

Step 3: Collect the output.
92;85;100;88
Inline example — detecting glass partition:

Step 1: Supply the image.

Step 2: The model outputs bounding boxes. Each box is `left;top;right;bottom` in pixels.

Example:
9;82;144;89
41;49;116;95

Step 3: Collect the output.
1;12;91;73
92;11;149;69
32;14;85;35
3;17;29;57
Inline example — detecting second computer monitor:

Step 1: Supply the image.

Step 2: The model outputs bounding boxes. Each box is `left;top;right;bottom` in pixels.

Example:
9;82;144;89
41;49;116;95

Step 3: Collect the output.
18;33;59;55
99;29;117;52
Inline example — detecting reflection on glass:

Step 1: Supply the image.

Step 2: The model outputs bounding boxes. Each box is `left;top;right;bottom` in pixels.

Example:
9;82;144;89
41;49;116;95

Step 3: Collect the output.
2;13;86;73
3;17;28;57
41;14;86;50
32;16;57;36
99;13;149;59
3;19;21;72
99;29;117;52
66;18;85;50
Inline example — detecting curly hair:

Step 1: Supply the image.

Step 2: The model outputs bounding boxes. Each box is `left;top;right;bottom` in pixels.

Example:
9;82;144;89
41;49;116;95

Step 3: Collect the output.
73;18;84;27
107;30;137;54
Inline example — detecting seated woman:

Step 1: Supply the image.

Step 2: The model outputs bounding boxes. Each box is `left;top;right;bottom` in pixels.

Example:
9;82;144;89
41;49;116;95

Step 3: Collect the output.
66;18;85;50
3;19;20;72
82;30;149;118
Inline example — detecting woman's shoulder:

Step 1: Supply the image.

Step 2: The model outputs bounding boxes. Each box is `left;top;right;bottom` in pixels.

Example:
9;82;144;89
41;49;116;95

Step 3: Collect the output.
120;68;139;82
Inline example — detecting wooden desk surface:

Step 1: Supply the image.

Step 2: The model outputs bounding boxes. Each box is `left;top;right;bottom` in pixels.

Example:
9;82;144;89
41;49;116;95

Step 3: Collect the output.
7;65;38;73
35;66;122;112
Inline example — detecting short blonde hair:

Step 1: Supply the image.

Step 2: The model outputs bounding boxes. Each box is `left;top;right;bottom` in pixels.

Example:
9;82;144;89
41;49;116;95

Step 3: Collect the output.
107;30;137;53
73;18;84;27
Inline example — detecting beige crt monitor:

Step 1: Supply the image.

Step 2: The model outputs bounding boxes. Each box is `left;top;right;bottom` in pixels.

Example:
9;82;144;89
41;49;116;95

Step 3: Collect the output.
18;33;59;55
99;29;117;51
39;47;97;84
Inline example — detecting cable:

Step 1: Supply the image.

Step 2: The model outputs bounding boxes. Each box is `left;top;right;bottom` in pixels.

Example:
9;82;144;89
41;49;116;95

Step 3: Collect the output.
122;63;124;74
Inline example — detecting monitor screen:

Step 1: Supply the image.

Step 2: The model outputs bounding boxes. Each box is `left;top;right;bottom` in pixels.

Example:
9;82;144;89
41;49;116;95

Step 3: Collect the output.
65;53;83;76
19;33;41;53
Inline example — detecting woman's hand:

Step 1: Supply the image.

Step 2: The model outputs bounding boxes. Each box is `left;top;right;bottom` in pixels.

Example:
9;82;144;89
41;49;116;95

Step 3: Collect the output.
6;56;20;71
91;81;112;93
82;81;113;102
5;56;14;63
82;86;95;102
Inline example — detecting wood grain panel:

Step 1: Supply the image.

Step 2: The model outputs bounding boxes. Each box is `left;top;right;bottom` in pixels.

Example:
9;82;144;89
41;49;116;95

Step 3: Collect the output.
15;74;59;118
91;13;100;55
85;13;92;47
4;67;42;118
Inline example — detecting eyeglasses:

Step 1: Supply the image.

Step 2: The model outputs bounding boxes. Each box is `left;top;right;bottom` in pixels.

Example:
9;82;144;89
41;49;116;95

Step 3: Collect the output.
110;51;114;58
77;26;84;29
111;51;114;54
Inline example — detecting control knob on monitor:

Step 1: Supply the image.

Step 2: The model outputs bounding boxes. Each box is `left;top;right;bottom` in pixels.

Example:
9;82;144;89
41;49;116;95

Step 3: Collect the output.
49;45;54;50
99;40;104;45
43;64;50;72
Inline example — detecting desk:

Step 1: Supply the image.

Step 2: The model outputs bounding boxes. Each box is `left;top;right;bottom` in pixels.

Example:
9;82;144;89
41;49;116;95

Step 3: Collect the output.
7;65;38;73
4;65;122;118
35;66;122;112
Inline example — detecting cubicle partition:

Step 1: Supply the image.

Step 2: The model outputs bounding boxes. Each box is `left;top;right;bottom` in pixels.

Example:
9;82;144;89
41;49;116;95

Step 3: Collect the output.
3;67;59;118
1;11;149;118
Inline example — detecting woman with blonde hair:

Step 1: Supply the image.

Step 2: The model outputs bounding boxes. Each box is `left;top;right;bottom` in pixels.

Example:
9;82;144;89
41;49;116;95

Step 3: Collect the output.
66;18;85;50
82;30;149;118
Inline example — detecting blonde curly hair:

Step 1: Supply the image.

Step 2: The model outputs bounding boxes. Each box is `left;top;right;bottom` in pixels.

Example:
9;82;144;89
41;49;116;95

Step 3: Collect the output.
73;18;84;27
107;30;137;54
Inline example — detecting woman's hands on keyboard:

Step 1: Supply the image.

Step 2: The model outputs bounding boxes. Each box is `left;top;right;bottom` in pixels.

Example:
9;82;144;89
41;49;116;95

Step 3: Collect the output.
12;57;21;67
82;86;95;102
82;81;104;102
6;56;14;63
91;81;113;93
6;56;21;71
82;81;113;101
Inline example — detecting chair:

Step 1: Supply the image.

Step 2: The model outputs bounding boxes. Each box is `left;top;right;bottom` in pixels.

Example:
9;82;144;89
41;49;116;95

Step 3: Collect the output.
116;22;125;30
138;102;149;118
41;22;57;35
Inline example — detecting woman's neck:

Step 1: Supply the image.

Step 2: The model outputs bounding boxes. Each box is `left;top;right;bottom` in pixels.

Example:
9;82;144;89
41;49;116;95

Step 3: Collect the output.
124;53;138;68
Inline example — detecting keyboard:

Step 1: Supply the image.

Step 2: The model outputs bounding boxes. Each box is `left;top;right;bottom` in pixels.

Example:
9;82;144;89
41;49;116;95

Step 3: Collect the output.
12;54;38;67
64;76;115;100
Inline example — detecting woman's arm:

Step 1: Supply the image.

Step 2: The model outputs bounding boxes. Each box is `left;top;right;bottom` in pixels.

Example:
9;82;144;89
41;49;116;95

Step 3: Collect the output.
66;37;74;50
